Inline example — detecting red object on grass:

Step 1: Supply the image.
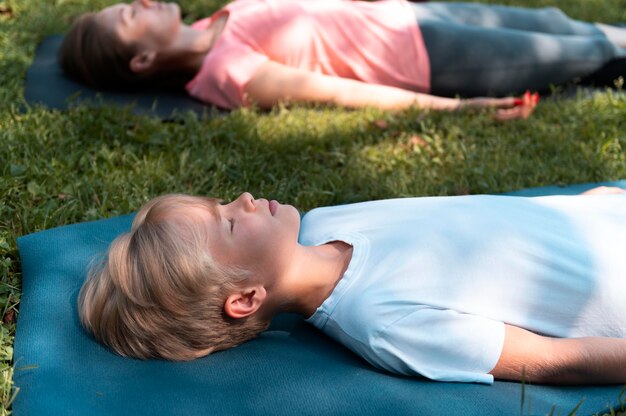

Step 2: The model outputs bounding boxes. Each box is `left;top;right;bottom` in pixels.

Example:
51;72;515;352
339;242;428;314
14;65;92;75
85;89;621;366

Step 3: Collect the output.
513;91;540;107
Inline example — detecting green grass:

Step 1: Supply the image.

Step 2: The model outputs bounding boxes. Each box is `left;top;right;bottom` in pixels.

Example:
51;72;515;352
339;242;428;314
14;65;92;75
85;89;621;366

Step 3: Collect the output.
3;0;626;414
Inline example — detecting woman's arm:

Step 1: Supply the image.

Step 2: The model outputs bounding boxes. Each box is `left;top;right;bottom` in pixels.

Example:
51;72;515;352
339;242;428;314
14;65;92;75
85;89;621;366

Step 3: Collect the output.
245;61;535;118
491;324;626;385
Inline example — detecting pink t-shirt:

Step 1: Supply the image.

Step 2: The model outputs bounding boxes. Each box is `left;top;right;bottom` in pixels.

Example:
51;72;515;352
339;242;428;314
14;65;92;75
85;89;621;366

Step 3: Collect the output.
185;0;430;109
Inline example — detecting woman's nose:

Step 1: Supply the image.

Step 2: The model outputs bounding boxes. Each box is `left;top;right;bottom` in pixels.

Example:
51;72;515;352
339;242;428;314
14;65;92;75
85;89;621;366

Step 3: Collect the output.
138;0;152;8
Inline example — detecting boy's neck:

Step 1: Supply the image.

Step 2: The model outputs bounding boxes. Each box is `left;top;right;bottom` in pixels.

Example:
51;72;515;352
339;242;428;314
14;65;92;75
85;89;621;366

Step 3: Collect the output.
265;242;353;319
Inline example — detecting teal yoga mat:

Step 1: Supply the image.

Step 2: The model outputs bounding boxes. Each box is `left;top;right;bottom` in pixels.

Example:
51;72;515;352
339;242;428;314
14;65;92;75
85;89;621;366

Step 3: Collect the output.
14;181;626;416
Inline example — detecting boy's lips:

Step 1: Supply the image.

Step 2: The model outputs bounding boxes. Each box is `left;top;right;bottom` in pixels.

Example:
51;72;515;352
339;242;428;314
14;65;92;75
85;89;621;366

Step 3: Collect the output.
269;200;278;216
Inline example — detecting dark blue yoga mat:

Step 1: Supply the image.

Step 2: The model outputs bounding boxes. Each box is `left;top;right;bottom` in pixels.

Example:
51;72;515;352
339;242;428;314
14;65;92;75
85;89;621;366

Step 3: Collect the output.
14;181;626;416
24;35;215;118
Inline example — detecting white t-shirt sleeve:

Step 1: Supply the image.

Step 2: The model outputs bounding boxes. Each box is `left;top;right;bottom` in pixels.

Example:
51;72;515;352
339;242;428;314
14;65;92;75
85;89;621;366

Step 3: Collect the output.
370;307;505;384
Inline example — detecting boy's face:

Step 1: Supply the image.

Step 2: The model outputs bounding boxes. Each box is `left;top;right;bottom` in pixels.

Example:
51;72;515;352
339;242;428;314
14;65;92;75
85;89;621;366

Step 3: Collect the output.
194;192;301;285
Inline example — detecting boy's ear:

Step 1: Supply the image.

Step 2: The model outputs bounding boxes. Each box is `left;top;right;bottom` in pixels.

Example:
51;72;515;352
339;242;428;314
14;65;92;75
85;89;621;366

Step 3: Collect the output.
129;51;157;74
224;285;267;319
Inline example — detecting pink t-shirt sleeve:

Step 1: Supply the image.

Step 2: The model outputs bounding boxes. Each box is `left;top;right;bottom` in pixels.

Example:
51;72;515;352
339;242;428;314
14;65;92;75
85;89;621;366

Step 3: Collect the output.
186;16;269;109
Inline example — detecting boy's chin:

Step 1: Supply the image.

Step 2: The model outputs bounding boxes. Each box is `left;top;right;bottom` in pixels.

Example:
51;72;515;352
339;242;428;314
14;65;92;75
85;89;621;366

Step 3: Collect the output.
284;205;302;231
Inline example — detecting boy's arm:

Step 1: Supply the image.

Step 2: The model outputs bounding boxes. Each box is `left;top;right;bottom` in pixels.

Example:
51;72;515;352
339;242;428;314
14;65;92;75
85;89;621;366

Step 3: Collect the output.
490;324;626;385
580;186;626;195
245;60;534;118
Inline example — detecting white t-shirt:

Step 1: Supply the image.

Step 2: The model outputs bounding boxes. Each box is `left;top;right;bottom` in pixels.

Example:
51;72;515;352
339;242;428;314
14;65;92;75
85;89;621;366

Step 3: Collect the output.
301;194;626;384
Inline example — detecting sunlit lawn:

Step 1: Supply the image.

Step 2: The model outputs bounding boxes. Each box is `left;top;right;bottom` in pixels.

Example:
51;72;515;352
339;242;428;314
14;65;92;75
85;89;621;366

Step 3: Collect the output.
2;0;626;414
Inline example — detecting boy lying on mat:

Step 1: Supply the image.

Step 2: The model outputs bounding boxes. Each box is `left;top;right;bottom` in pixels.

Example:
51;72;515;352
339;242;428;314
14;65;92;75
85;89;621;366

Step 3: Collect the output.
79;186;626;385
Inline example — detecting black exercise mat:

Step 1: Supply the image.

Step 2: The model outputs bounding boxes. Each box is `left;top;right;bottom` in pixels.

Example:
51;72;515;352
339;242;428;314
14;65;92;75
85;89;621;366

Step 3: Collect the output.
24;35;216;118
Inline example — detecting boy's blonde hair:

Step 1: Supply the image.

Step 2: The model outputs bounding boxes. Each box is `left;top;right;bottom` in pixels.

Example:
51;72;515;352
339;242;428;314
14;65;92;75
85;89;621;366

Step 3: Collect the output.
78;194;270;360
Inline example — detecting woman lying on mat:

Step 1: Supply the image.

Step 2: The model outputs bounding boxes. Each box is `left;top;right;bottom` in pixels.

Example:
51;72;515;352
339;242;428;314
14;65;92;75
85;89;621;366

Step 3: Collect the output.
79;186;626;385
60;0;626;118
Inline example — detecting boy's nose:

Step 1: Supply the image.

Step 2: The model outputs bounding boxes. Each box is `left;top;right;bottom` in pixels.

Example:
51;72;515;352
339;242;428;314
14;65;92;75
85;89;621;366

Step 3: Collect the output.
237;192;256;212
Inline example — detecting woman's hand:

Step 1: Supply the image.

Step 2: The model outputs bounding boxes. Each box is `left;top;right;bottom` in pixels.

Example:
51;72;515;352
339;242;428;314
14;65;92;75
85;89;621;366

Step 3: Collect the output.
460;91;539;121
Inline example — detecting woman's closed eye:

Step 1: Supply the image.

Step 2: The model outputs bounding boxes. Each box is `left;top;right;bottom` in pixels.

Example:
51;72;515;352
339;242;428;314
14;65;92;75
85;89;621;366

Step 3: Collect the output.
126;5;136;20
121;6;134;24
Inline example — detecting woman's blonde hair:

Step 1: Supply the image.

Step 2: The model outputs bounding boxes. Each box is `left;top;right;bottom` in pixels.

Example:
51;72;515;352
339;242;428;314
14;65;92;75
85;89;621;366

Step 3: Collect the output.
78;194;270;360
58;12;143;90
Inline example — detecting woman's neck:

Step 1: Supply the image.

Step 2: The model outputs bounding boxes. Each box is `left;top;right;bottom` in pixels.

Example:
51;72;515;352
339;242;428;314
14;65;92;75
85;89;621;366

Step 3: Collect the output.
262;242;354;319
155;14;228;75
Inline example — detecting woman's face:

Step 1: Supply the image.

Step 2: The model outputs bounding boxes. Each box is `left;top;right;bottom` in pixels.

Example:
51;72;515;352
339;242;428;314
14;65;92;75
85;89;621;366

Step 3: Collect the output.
96;0;181;51
190;192;302;284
